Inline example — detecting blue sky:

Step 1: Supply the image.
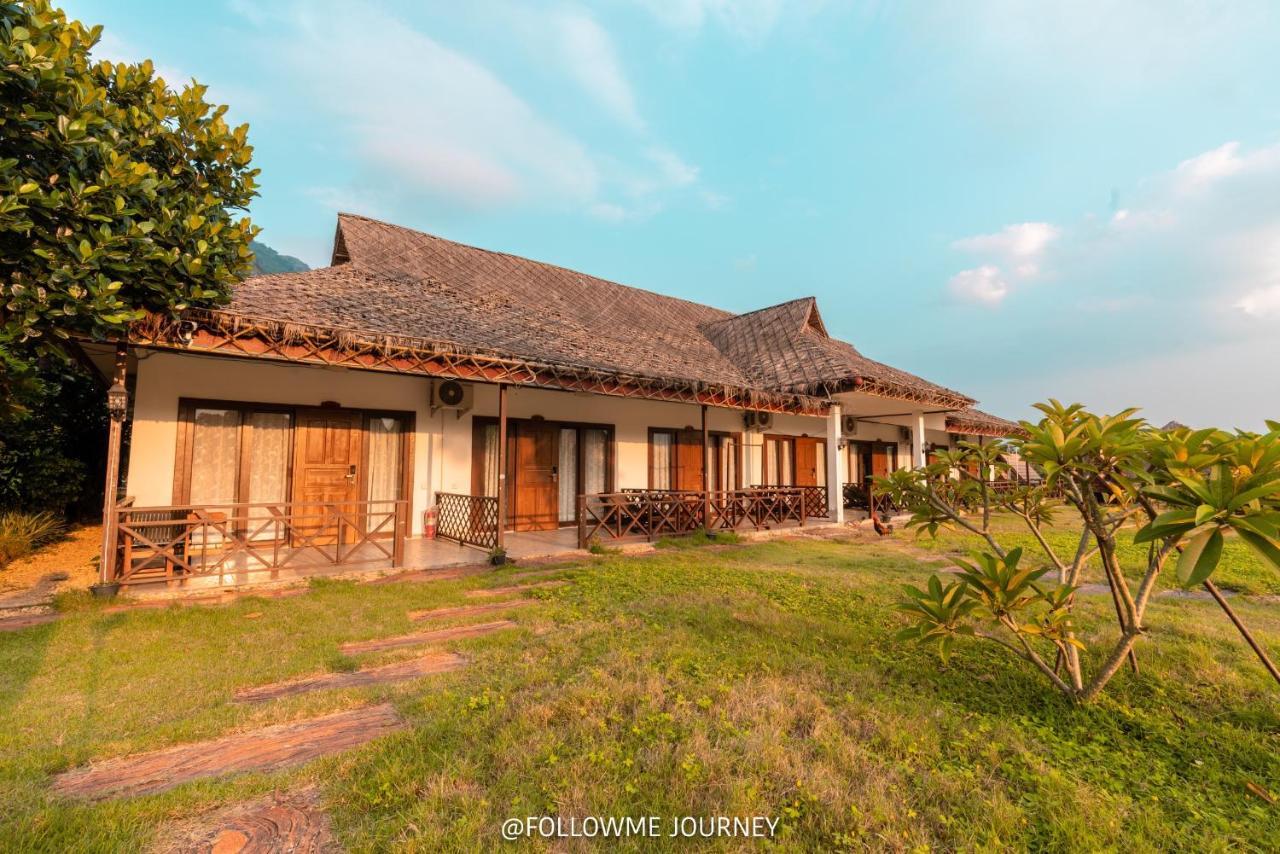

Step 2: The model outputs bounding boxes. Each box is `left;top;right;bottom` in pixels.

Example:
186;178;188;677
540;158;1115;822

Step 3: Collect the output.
68;1;1280;429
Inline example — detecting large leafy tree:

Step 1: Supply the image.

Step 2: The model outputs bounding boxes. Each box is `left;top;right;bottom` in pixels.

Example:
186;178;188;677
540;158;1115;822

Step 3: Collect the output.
0;0;258;387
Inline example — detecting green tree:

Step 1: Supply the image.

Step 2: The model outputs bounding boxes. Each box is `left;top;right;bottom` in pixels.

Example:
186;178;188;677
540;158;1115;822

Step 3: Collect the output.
1;0;259;406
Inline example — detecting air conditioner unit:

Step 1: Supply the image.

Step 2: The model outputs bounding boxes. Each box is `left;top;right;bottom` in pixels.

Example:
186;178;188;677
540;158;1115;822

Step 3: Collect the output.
431;379;473;416
841;414;858;437
743;410;774;431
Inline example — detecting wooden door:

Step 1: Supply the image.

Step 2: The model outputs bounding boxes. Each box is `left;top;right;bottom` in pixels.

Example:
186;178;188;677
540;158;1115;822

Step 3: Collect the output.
795;438;820;486
675;430;705;491
292;409;362;545
870;443;894;478
513;421;558;531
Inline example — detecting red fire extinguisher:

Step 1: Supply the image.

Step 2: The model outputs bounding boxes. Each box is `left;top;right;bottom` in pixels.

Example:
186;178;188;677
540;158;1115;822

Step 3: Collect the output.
424;505;438;540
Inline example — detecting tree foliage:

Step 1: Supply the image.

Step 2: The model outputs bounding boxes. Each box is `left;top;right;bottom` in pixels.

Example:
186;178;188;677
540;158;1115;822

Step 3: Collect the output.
0;0;258;368
882;401;1280;703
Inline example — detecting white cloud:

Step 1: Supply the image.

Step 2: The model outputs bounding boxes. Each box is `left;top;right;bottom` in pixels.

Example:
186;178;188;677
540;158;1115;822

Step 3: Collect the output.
238;1;704;222
1235;285;1280;318
947;222;1058;303
1173;142;1245;191
552;9;643;130
646;147;699;187
271;3;597;210
948;265;1009;305
952;221;1060;263
637;0;779;39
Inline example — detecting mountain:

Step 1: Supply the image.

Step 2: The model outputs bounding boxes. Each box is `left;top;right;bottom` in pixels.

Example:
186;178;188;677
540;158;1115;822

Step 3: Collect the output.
249;241;310;276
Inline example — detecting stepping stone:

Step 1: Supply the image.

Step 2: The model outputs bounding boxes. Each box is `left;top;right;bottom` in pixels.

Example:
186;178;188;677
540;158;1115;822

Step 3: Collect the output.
408;599;535;622
235;652;465;703
52;703;405;801
0;612;60;632
465;580;566;599
155;787;335;853
340;619;516;656
365;566;485;586
499;567;572;584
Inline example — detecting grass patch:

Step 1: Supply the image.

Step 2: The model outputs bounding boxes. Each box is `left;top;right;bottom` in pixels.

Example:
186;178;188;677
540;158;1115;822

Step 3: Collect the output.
0;540;1276;850
655;529;742;549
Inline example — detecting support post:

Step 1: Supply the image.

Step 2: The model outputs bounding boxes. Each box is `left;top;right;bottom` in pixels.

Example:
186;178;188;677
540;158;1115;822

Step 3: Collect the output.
98;343;129;585
912;410;927;469
701;404;710;530
825;404;844;523
496;383;508;550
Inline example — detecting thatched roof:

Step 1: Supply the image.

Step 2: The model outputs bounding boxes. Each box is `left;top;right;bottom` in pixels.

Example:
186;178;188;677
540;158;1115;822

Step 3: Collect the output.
945;407;1023;437
214;213;976;410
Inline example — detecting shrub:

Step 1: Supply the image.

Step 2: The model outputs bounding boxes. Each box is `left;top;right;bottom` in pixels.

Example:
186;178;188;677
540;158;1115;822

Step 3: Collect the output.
0;511;66;568
885;402;1280;703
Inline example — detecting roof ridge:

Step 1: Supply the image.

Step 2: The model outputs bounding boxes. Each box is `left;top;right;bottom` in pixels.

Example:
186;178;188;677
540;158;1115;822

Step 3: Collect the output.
336;212;734;319
702;296;817;327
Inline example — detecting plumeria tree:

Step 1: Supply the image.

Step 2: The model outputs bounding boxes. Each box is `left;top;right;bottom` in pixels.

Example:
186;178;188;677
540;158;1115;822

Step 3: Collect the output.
883;401;1280;703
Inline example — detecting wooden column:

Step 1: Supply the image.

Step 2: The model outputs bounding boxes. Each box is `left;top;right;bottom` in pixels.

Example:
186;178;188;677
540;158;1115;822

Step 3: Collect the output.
98;343;129;585
496;383;508;549
701;404;710;530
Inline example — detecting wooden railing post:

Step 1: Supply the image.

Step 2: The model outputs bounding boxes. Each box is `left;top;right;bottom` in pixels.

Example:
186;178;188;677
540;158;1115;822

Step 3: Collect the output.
98;343;128;585
577;495;587;549
393;501;406;566
496;384;508;550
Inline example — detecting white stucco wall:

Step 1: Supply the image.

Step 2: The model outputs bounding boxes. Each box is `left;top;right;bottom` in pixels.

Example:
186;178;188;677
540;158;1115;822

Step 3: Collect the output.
125;352;435;533
124;352;844;534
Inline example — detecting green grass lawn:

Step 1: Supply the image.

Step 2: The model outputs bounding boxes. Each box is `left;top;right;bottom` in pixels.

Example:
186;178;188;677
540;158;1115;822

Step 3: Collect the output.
1;538;1278;851
894;512;1280;596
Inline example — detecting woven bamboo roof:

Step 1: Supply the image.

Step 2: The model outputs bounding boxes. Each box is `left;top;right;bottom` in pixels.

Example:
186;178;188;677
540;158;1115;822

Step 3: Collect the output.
221;214;977;410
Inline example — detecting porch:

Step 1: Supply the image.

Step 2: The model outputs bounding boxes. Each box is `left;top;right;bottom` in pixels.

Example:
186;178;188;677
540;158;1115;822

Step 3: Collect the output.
103;486;837;590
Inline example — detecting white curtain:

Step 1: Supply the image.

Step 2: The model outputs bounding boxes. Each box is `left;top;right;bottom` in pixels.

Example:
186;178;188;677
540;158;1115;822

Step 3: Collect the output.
558;428;577;522
763;438;777;486
815;440;827;487
190;408;241;505
247;412;291;540
780;440;794;486
480;424;499;497
651;432;672;489
367;417;403;504
583;429;607;494
247;412;290;505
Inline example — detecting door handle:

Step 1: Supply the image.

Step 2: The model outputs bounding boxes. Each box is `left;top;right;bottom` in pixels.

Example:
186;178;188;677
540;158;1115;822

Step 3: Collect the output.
346;464;357;481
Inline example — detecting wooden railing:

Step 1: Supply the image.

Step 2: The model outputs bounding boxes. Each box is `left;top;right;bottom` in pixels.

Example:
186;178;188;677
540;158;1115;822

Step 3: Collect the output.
112;499;407;586
435;492;499;551
577;486;828;548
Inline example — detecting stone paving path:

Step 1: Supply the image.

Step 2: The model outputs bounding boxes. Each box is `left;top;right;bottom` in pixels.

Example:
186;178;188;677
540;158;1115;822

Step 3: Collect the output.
235;652;465;703
465;580;566;599
53;704;406;800
407;598;536;622
154;787;337;853
339;620;515;656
